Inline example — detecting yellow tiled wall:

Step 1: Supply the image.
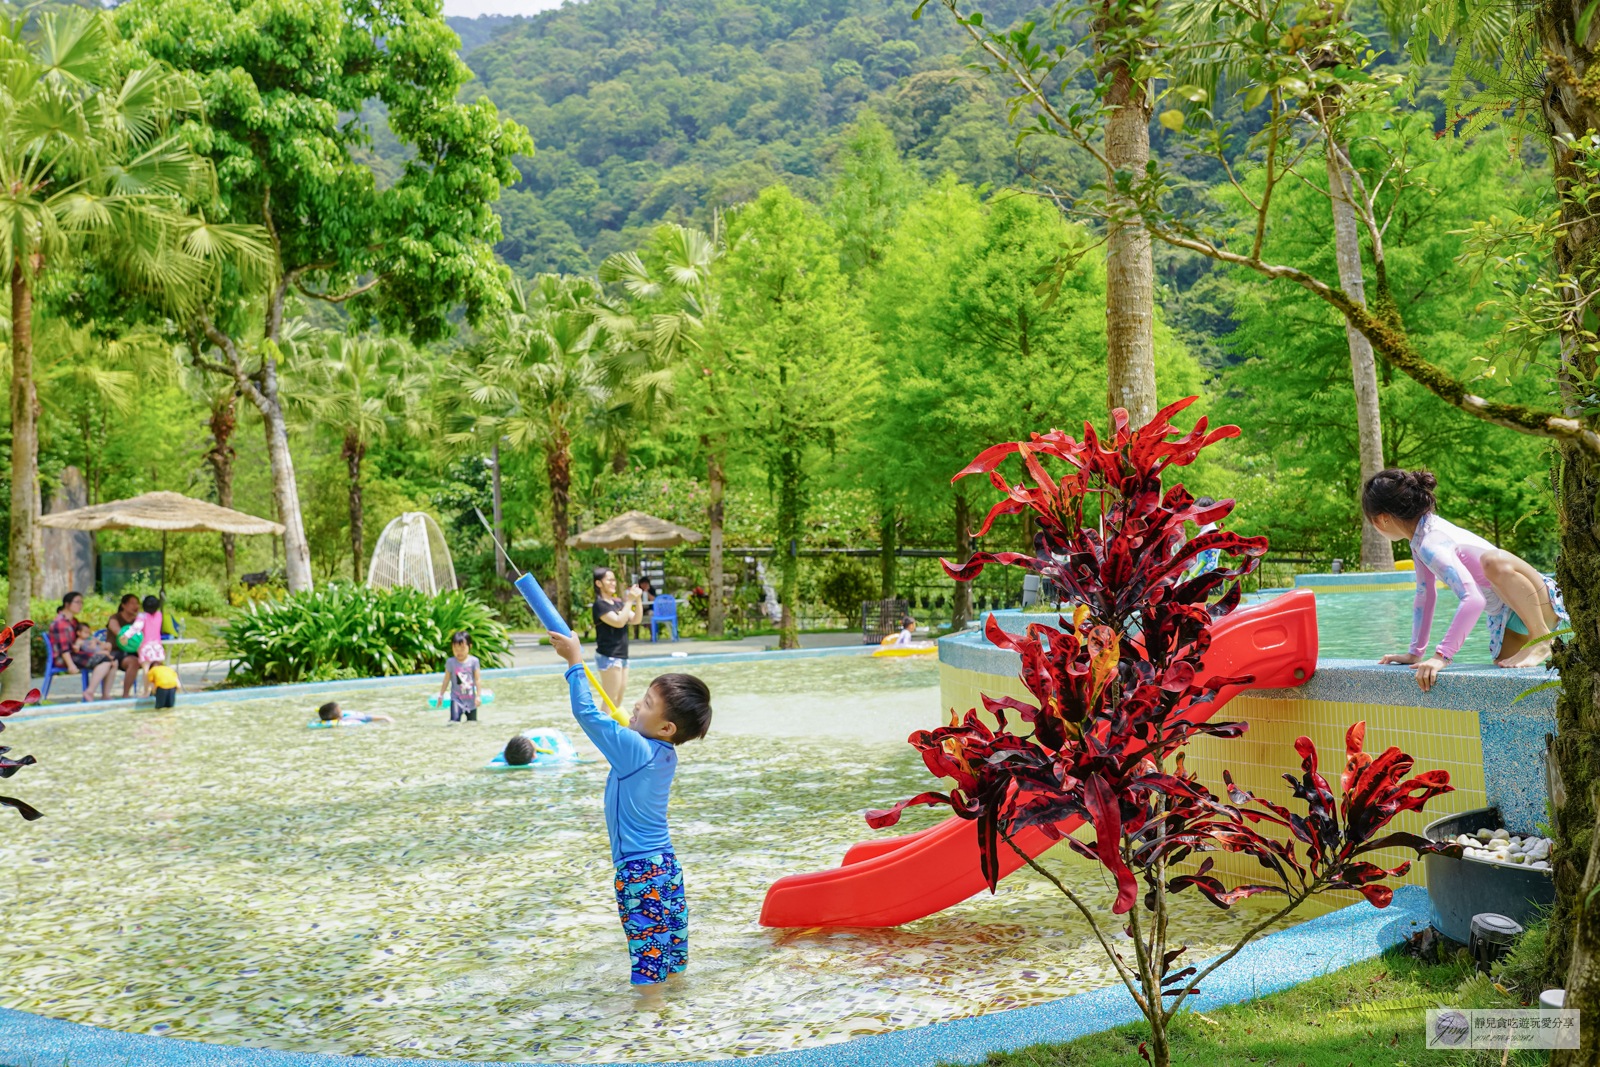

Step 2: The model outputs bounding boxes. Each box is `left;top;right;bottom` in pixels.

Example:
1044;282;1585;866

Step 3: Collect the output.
940;665;1487;909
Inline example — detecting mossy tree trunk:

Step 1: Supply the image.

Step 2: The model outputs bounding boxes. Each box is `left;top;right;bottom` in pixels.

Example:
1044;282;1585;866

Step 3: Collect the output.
706;443;726;638
1533;5;1600;1058
206;391;238;586
879;494;897;600
775;443;802;651
1102;42;1158;427
951;491;972;629
547;429;573;623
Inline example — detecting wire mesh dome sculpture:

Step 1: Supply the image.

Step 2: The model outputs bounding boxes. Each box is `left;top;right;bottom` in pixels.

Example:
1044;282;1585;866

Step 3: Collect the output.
366;512;458;594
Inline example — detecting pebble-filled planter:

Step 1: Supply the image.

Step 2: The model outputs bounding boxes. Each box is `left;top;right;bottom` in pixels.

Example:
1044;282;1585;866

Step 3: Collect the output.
1423;806;1555;943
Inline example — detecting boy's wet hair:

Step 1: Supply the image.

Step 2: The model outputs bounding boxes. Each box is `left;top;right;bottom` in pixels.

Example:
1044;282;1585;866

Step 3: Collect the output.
450;630;472;648
651;673;713;745
504;735;535;766
318;701;341;722
1362;468;1438;522
141;595;161;614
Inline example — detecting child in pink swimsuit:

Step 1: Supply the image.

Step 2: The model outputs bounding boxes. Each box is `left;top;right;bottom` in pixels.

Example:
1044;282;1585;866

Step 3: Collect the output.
1362;469;1567;690
135;595;166;666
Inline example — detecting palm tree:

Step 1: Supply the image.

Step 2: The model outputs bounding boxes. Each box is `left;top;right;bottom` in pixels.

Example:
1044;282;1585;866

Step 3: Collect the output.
600;222;728;631
292;333;431;582
0;8;270;700
450;275;609;621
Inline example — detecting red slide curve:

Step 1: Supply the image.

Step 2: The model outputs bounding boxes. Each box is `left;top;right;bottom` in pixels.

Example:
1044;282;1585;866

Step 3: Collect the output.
758;589;1319;928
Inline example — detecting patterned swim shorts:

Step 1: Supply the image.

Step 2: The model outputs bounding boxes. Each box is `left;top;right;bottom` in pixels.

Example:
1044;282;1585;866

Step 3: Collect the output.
614;851;687;985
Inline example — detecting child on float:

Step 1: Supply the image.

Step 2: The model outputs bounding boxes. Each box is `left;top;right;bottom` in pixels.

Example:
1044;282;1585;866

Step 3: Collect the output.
437;631;482;723
316;701;395;725
1364;468;1569;691
547;629;712;988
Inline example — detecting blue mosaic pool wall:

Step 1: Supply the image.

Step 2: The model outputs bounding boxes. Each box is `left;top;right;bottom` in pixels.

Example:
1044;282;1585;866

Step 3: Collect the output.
939;618;1560;835
0;887;1431;1067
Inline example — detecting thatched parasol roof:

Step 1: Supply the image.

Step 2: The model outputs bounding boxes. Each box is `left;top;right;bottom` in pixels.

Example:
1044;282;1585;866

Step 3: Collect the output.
38;491;285;536
567;510;703;549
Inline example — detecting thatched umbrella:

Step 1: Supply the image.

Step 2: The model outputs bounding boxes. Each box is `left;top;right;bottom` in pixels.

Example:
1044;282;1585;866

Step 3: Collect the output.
39;491;285;594
567;510;702;583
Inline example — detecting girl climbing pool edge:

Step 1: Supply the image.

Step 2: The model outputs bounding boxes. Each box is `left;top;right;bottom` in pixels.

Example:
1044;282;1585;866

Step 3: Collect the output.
1362;467;1569;690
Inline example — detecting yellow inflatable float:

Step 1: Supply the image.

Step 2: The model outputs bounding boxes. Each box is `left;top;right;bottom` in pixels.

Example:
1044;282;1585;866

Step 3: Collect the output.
873;633;936;657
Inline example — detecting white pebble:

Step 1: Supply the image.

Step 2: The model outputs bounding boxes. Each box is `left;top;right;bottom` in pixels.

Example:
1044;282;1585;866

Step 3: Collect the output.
1477;828;1494;841
1533;861;1551;870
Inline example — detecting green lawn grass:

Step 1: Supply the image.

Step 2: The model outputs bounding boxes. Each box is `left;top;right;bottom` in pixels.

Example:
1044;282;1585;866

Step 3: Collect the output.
947;950;1546;1067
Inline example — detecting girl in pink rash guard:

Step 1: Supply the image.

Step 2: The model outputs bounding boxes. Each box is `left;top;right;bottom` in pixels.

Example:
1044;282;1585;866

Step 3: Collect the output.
1362;468;1568;691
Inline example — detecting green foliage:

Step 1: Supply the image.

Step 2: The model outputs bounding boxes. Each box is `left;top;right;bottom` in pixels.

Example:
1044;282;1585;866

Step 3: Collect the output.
817;559;879;621
1213;124;1558;564
118;575;232;618
115;0;533;344
716;185;878;644
218;585;511;685
452;0;1094;275
864;179;1207;537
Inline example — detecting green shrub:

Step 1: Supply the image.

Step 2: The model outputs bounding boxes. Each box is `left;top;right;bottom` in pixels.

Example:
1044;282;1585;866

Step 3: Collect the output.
120;575;231;617
218;584;512;686
818;559;879;623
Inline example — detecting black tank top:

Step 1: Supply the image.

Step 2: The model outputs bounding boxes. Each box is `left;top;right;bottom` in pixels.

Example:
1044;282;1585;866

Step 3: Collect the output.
593;596;628;659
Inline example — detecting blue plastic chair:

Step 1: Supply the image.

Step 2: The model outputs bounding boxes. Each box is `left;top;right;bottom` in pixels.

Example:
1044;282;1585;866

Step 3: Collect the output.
650;594;679;642
40;631;90;701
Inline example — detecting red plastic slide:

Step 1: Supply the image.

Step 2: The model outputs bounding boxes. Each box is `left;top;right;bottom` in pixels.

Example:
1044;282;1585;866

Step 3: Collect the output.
757;589;1319;928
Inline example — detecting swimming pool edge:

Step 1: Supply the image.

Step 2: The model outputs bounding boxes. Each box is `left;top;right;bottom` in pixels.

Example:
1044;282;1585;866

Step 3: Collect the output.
0;886;1430;1067
5;644;885;722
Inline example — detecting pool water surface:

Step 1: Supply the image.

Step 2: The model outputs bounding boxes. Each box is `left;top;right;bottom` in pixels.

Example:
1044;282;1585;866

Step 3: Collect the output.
1281;588;1499;665
0;656;1294;1062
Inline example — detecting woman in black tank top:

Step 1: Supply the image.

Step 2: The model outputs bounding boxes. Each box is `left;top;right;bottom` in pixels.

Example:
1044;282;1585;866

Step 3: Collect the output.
591;566;643;707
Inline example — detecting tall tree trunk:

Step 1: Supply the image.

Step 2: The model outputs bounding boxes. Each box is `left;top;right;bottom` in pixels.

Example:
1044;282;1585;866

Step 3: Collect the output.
548;433;573;623
611;442;628;475
776;446;801;650
1102;54;1158;426
201;319;312;592
952;491;972;629
206;392;238;586
262;399;311;591
1326;145;1394;572
706;443;726;638
491;440;506;582
30;439;42;598
1534;12;1600;1060
879;496;897;600
5;263;35;701
344;431;365;584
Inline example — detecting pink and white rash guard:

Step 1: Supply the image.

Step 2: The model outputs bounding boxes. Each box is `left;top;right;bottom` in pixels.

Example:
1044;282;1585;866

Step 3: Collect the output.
1408;513;1497;661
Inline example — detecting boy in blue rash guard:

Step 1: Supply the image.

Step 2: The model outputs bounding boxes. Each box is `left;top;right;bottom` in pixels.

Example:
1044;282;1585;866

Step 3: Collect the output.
547;631;713;986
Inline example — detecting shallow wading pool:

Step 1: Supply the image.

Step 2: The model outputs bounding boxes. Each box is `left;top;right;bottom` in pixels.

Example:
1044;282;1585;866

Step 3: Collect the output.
0;656;1296;1062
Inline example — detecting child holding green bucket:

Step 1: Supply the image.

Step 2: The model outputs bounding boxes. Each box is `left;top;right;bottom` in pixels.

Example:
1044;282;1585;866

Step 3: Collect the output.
548;629;713;986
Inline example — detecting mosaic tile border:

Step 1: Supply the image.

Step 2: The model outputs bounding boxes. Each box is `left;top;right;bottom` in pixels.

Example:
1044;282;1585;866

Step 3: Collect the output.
0;887;1430;1067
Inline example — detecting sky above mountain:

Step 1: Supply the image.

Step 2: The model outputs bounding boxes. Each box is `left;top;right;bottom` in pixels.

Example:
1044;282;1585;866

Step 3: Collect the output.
443;0;563;17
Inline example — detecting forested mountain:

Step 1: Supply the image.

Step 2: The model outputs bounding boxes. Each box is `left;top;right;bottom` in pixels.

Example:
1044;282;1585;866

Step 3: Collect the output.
451;0;1096;274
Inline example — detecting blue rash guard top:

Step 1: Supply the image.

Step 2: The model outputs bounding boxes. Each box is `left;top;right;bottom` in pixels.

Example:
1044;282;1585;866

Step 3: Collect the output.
565;663;677;864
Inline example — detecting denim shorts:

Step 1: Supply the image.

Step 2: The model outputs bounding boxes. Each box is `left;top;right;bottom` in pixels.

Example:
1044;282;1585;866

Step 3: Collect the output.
596;653;627;671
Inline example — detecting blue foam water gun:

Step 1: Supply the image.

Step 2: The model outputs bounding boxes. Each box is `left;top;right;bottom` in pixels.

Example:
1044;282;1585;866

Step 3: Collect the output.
474;509;628;726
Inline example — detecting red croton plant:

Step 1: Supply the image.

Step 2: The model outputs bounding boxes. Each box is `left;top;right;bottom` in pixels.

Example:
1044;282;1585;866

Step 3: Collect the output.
0;621;43;821
868;398;1461;1066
